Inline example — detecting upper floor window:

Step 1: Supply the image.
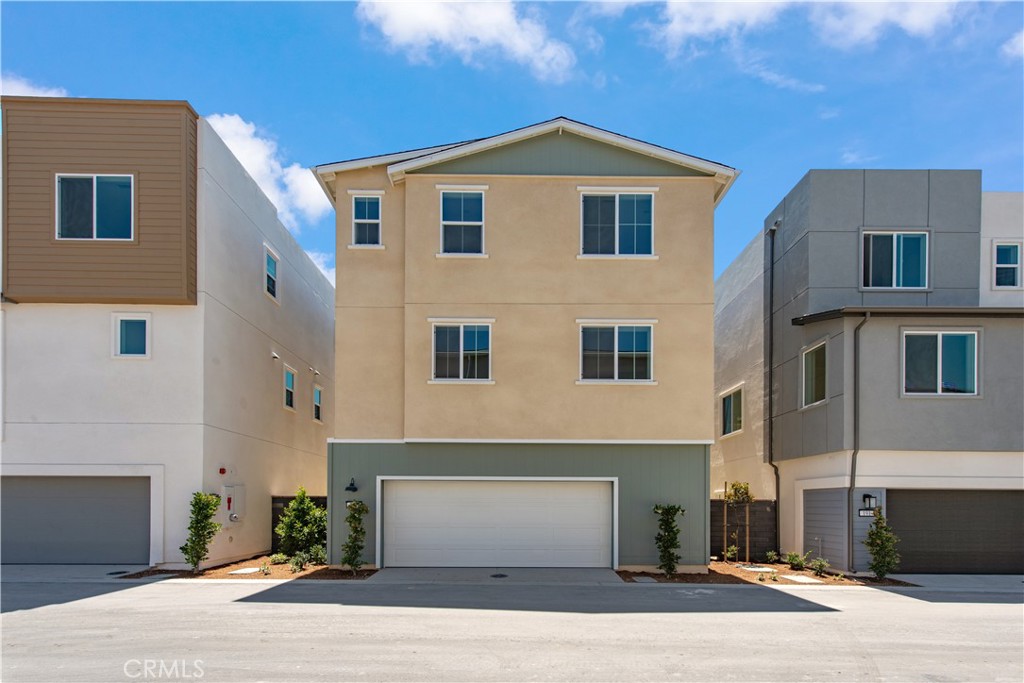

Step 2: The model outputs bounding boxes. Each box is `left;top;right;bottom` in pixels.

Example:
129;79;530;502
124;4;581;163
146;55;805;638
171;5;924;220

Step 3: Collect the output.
580;324;653;382
284;366;296;409
862;231;928;289
112;313;150;359
433;323;491;381
313;385;323;422
722;387;743;435
265;246;279;301
801;340;827;407
57;174;133;240
441;191;484;255
994;242;1021;288
581;193;653;256
352;195;382;246
904;331;977;396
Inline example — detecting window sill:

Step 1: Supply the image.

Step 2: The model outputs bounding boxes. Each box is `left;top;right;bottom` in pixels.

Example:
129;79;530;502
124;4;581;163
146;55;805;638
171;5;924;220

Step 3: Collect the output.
798;399;828;412
576;254;658;261
112;354;151;361
901;392;981;399
428;379;495;385
858;286;930;292
436;253;489;259
720;429;744;440
264;291;281;306
348;244;385;250
575;380;658;386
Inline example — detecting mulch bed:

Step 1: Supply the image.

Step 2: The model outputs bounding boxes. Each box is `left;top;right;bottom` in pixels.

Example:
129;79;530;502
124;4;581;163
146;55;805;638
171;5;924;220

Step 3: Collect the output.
618;561;917;586
121;555;376;580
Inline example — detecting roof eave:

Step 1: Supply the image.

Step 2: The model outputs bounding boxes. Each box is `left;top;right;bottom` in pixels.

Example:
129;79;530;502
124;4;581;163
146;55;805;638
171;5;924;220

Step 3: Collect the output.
792;306;1024;326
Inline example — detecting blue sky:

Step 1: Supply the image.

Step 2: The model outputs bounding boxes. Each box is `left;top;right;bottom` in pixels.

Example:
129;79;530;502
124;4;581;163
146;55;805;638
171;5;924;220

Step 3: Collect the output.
3;1;1022;282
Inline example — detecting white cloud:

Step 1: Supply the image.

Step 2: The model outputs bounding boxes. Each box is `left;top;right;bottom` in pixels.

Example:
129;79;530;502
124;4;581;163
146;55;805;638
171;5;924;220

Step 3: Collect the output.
730;44;825;93
0;73;68;97
818;106;841;120
206;113;331;234
808;2;960;50
650;1;789;57
356;0;576;83
305;250;336;287
840;146;880;165
1001;30;1024;60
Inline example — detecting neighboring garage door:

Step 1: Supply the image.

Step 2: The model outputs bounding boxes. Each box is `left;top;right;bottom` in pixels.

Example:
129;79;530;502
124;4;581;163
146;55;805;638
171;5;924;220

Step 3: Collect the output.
382;480;613;567
1;476;150;564
887;489;1024;573
803;488;848;569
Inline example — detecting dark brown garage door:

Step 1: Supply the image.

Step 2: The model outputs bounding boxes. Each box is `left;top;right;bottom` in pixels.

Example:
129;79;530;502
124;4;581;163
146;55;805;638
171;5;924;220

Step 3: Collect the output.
887;490;1023;573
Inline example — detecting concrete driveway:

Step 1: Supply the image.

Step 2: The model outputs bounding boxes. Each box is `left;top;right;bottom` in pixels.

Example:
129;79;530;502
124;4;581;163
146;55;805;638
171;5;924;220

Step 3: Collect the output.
2;571;1022;682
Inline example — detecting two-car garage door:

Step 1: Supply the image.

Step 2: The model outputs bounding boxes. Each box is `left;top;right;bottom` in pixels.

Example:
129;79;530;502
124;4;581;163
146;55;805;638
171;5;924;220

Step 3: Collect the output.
381;480;613;567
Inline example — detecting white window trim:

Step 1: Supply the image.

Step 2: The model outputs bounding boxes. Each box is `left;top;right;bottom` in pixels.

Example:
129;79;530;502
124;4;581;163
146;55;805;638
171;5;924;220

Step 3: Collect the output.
860;229;930;290
351;194;383;247
799;338;828;409
313;384;324;422
283;365;297;411
578;191;656;258
901;329;980;397
264;244;281;304
439;189;486;256
111;313;152;359
992;240;1023;290
430;321;494;383
577;322;656;384
720;383;744;437
55;173;135;241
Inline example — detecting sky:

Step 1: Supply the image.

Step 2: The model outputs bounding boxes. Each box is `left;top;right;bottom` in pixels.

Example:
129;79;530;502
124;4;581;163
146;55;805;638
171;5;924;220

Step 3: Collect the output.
3;1;1022;284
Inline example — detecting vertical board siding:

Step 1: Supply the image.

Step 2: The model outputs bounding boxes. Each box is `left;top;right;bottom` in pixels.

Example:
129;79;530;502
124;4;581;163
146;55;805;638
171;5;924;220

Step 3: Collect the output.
802;487;848;568
1;97;198;304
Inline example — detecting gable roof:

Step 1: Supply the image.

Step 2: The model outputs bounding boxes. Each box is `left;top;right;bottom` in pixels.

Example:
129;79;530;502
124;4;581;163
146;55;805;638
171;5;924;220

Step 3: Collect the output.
312;117;739;206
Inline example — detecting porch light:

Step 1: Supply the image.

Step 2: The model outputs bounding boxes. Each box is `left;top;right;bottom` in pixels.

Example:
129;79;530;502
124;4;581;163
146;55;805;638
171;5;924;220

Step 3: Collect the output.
345;478;358;492
862;494;878;509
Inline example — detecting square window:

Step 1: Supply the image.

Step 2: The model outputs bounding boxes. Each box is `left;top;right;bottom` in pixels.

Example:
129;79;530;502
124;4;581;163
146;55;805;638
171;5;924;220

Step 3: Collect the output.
433;323;491;381
57;174;133;240
284;367;296;409
440;191;484;254
862;232;928;289
580;324;653;382
265;246;279;300
995;243;1021;288
581;193;653;256
904;331;977;395
802;341;827;407
722;388;743;435
353;196;382;246
112;314;150;358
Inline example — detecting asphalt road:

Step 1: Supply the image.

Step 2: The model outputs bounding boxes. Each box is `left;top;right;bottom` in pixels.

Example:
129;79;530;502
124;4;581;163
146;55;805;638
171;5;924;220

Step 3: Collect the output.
2;578;1022;682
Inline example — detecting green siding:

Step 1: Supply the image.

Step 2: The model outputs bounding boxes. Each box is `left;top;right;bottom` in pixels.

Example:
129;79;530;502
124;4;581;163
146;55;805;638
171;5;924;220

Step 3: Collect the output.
328;442;709;568
409;132;711;178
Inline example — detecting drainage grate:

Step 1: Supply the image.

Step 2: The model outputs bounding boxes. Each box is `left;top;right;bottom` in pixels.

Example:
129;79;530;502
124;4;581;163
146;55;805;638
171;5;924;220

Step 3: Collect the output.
106;571;128;576
490;573;508;579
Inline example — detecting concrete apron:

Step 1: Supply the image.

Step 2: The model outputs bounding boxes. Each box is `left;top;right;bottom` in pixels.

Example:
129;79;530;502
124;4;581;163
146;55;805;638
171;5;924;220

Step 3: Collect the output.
366;567;624;586
0;565;150;583
890;574;1024;591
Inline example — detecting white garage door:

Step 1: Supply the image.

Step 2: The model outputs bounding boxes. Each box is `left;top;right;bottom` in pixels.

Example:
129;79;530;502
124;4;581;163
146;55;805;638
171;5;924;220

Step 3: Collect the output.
381;479;613;568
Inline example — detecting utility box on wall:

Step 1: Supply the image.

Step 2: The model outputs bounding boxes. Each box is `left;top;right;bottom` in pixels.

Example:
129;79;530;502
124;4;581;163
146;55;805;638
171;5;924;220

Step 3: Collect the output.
222;485;246;524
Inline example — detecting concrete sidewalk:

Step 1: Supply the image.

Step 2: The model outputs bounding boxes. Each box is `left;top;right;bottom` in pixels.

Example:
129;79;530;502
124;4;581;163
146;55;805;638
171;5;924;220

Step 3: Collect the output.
366;567;625;585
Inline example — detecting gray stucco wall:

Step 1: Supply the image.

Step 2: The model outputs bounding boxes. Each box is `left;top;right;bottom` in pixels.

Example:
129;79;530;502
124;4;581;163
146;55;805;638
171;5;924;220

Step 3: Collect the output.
327;442;709;568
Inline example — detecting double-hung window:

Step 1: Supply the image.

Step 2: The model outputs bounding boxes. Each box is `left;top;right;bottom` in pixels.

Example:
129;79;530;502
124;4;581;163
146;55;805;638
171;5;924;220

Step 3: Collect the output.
801;341;827;407
862;231;928;288
579;323;653;382
313;385;323;422
352;195;382;246
722;387;743;435
56;174;133;240
284;366;296;410
265;246;279;301
903;331;977;395
432;322;491;381
581;193;653;256
440;191;484;254
994;242;1021;288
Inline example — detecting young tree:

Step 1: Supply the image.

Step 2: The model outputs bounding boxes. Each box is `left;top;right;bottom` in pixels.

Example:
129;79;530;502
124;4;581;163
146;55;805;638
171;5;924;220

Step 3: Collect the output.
180;492;222;573
341;500;369;575
653;504;685;576
275;486;327;556
863;507;901;579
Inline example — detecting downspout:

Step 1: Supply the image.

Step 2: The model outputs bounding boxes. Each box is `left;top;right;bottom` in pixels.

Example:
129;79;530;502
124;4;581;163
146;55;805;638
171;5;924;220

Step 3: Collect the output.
765;220;781;552
846;312;871;572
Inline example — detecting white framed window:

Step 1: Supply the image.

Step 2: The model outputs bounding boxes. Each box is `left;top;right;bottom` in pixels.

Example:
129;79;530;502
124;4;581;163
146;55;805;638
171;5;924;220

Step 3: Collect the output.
994;242;1022;289
801;340;827;408
439;189;485;255
352;195;382;246
862;231;928;289
431;321;492;382
111;313;151;359
721;386;743;435
578;322;654;383
264;245;280;302
580;192;654;256
56;174;134;240
313;385;323;422
903;330;978;396
283;366;296;410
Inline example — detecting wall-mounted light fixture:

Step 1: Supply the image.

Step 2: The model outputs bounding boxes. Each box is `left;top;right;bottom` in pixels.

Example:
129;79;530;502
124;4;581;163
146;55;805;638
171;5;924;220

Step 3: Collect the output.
862;494;878;509
271;352;280;360
344;478;358;492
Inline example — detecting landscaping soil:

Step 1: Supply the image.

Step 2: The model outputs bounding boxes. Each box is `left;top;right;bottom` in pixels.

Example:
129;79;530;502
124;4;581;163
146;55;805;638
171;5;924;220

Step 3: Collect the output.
617;561;917;587
121;555;376;580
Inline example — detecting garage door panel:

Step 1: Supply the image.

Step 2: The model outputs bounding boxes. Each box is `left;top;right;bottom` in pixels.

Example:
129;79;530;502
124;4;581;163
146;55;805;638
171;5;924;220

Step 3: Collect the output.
382;480;613;567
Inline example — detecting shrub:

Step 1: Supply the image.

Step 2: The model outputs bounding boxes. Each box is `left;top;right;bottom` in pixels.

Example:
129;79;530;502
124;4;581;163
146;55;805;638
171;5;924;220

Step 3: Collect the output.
785;551;812;571
769;571;779;582
179;492;222;573
289;551;309;573
341;500;370;574
764;550;780;564
810;557;830;577
259;563;271;576
724;482;755;504
863;507;901;579
275;487;327;557
757;573;766;582
724;545;739;561
653;504;685;576
307;544;328;566
269;553;289;565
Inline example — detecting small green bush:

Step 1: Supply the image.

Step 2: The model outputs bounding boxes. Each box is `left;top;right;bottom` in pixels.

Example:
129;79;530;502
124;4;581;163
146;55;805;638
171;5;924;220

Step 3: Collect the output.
724;482;755;504
724;545;739;561
863;507;901;579
269;553;289;565
341;501;369;574
307;544;327;566
179;492;222;573
785;551;812;571
764;550;780;564
653;504;685;576
809;557;830;577
259;563;271;576
275;487;327;557
289;551;309;573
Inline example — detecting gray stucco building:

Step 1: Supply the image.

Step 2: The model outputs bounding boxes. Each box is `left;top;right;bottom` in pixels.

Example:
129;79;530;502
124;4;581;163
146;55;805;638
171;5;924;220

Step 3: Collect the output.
712;170;1023;573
